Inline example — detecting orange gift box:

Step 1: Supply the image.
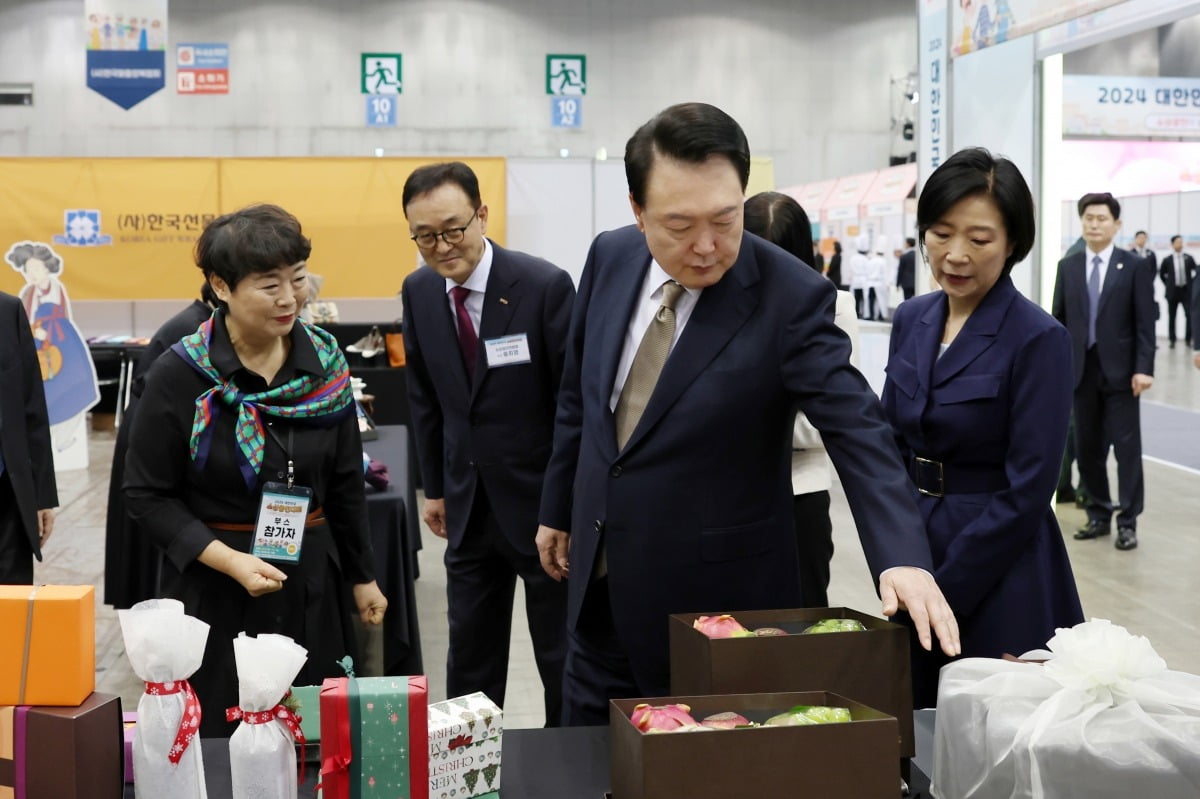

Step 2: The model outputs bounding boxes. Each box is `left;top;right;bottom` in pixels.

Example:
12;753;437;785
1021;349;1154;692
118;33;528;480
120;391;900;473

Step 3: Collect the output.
0;586;94;707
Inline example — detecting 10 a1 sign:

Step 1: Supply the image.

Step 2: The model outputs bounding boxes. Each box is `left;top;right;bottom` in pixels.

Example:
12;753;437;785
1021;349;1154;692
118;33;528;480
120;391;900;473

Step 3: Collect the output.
551;97;581;128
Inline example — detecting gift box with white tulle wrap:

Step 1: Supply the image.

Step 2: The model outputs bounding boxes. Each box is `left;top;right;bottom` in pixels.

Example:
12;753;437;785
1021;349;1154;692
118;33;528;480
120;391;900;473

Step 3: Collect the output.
427;692;502;798
932;619;1200;799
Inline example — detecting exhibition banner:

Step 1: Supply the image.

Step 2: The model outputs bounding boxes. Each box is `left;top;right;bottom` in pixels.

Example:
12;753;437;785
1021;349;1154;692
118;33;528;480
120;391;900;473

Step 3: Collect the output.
952;0;1122;56
918;0;948;191
0;158;507;300
85;0;167;109
0;159;218;299
1036;0;1200;58
1063;75;1200;139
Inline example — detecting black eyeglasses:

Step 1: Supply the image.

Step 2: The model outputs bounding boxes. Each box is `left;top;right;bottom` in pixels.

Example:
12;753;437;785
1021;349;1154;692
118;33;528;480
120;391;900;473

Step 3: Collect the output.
410;210;478;249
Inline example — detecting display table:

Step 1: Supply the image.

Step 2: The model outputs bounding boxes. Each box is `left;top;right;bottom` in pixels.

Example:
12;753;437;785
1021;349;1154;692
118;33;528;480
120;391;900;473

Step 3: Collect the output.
363;424;423;676
122;726;931;798
87;339;147;426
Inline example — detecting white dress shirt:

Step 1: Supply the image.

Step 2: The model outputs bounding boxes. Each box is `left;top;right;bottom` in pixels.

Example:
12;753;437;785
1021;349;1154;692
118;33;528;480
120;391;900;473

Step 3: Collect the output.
1085;243;1115;291
608;260;700;411
443;238;494;336
1173;251;1186;285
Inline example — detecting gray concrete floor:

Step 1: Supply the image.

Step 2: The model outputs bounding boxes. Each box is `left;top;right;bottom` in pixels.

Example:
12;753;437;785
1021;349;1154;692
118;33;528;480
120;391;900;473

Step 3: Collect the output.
34;337;1200;730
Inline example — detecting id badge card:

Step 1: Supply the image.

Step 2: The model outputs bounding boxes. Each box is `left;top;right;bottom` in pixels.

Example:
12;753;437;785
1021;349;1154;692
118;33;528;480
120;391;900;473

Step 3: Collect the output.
483;333;532;368
252;482;312;563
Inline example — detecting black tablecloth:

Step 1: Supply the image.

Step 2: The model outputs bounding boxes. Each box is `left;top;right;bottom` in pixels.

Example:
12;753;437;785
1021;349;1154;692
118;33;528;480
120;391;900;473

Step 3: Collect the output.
123;727;931;798
363;424;423;676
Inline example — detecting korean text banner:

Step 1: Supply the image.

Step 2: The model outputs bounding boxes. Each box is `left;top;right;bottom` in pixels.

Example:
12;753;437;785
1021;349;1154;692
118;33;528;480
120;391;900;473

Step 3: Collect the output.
216;157;506;298
0;159;218;300
1064;75;1200;139
0;157;507;300
952;0;1122;56
86;0;167;109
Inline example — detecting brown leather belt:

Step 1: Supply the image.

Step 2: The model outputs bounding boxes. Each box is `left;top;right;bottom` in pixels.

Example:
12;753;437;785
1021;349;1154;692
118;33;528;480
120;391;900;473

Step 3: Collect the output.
207;507;327;532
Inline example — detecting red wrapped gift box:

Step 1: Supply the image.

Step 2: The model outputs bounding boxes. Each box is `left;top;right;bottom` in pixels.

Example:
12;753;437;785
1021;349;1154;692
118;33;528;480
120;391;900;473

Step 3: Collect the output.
319;675;428;799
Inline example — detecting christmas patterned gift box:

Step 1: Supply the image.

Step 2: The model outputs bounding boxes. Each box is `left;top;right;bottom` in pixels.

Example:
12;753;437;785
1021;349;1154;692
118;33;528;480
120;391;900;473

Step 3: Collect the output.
427;692;502;799
319;675;428;799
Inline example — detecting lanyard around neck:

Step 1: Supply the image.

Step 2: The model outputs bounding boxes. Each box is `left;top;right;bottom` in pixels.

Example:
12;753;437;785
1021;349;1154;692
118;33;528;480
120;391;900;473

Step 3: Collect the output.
263;423;296;489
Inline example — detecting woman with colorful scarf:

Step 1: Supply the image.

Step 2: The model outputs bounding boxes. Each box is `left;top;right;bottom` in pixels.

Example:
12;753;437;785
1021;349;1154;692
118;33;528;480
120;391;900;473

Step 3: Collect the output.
124;204;387;737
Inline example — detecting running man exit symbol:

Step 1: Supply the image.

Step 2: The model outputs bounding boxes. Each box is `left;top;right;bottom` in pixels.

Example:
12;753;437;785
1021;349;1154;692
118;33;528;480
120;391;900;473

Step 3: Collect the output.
361;53;402;94
546;54;586;95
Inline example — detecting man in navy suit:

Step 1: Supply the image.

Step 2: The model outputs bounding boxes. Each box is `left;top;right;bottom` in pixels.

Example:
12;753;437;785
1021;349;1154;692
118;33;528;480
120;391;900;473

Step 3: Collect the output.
1052;193;1155;551
535;103;960;725
401;162;574;724
1160;234;1196;349
0;291;58;583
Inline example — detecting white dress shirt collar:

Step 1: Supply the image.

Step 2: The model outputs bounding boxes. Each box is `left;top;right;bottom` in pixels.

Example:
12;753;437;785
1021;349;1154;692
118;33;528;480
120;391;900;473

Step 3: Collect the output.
1085;243;1114;266
444;237;493;296
608;258;701;412
444;238;493;336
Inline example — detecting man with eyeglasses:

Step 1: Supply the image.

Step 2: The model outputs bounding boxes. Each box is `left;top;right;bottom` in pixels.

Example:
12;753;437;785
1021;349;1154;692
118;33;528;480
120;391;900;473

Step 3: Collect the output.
400;161;575;725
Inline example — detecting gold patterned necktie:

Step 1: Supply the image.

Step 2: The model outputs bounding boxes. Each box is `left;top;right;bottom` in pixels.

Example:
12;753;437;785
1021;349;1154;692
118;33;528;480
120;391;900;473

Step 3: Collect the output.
614;280;686;449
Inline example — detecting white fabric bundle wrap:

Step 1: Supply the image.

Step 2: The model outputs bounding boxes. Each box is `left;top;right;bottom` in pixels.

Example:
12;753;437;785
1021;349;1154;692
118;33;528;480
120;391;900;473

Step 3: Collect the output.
228;633;309;799
118;598;211;799
933;619;1200;799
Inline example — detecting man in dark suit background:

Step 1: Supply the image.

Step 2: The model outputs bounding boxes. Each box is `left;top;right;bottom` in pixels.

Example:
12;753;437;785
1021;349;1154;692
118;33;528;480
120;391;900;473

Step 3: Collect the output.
1130;230;1155;270
1052;193;1155;552
897;237;917;301
0;291;58;583
401;162;574;724
535;103;960;725
1160;234;1196;349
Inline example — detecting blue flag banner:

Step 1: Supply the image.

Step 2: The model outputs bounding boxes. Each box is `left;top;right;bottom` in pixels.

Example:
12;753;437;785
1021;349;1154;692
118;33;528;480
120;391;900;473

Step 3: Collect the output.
85;0;168;110
87;50;165;109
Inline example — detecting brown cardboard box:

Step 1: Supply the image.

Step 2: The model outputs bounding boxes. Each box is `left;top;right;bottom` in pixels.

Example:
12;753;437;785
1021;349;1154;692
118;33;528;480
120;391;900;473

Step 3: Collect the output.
0;692;123;799
668;607;914;757
609;691;899;799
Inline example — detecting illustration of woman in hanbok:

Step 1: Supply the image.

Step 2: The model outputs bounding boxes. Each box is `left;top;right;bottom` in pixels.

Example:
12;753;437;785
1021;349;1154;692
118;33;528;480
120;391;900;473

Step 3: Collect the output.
5;242;100;452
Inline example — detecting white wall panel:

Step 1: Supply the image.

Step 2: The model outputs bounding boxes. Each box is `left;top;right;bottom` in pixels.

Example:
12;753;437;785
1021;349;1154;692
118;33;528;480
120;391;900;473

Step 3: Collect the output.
0;0;916;184
506;158;594;286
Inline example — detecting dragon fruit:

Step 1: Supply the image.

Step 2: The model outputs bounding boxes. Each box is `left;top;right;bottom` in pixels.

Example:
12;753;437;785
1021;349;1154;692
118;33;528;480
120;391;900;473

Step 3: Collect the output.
630;703;700;732
700;712;751;730
692;615;748;638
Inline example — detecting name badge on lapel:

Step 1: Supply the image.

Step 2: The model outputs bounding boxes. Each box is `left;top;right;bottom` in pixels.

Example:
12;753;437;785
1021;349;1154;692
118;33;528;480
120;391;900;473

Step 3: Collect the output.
483;333;531;368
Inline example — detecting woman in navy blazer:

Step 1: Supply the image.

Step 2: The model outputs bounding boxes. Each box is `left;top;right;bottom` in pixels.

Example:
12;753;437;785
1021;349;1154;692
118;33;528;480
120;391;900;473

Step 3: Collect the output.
882;149;1084;707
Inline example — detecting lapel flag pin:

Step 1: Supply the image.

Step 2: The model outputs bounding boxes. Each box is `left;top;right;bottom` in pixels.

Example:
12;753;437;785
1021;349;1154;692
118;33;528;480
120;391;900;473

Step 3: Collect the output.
499;297;509;305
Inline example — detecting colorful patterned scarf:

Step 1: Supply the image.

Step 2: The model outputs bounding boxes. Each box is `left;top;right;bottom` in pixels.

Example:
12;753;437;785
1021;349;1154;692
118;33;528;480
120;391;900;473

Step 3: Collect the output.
171;314;353;490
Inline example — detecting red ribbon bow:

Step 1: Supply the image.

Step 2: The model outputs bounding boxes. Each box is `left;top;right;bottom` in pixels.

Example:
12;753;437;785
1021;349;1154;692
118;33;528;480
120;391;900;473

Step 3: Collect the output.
144;680;202;764
448;733;473;750
226;699;307;781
